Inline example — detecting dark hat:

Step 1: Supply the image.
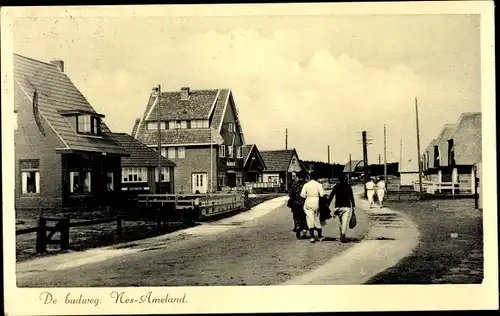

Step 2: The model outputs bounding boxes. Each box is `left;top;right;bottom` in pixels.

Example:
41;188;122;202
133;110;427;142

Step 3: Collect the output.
296;169;308;179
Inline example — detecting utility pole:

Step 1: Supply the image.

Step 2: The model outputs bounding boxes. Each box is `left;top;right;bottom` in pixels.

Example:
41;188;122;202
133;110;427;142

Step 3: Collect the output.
327;145;330;164
378;154;381;165
362;131;369;183
285;129;288;150
415;97;423;194
399;140;403;173
348;153;352;183
384;124;387;182
156;84;162;193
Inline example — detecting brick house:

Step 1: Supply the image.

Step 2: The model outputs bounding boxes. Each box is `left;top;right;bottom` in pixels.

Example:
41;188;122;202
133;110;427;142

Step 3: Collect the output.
132;87;245;193
422;112;481;193
14;54;128;211
241;144;267;183
260;149;304;191
108;133;176;193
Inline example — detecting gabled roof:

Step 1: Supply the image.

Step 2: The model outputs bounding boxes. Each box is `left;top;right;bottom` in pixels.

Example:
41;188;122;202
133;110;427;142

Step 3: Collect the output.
108;133;175;167
433;124;456;167
343;160;365;173
134;88;237;146
260;149;298;172
242;144;267;169
13;54;126;155
448;112;481;165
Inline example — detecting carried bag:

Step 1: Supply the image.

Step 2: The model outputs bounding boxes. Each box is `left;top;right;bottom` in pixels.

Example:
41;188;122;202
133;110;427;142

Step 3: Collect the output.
349;209;357;229
287;197;293;208
319;196;332;222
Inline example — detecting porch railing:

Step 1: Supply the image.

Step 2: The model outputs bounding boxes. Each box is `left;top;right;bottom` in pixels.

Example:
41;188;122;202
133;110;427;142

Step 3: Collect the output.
412;181;473;195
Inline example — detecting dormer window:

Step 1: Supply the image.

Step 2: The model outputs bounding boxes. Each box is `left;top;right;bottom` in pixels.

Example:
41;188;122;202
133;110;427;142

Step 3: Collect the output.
228;122;234;132
77;115;101;136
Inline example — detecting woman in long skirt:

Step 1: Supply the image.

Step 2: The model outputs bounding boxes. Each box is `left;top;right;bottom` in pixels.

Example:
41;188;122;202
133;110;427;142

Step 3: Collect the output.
376;177;386;208
288;170;308;238
300;171;326;243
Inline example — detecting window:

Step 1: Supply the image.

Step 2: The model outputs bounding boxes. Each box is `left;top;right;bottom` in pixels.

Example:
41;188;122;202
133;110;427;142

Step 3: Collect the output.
77;115;101;135
218;172;225;186
180;120;187;129
178;147;186;159
227;145;234;158
14;111;18;131
227;122;234;132
167;147;176;159
433;146;440;167
236;146;243;159
77;115;91;133
168;121;176;129
191;120;209;129
160;147;167;157
107;172;114;191
69;170;91;193
219;145;226;158
20;160;40;194
147;121;165;130
236;172;243;186
203;120;209;128
156;167;170;182
448;139;456;166
122;167;148;183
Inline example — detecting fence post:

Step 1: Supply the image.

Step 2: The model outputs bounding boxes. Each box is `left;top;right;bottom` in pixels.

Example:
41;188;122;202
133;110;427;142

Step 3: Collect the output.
36;217;47;254
116;217;123;239
60;215;70;251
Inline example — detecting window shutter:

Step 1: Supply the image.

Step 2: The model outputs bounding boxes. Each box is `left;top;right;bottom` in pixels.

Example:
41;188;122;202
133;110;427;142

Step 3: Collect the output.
21;172;28;194
35;172;40;194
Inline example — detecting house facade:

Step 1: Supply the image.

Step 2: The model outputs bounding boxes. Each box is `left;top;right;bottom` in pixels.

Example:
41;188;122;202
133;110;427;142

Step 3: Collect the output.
260;149;304;191
14;54;128;211
109;133;176;193
132;87;245;194
422;112;481;193
343;159;365;180
241;144;267;183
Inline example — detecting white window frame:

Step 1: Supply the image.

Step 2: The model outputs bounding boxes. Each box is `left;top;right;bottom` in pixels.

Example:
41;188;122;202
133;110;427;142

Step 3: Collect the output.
77;115;92;133
236;146;242;159
220;145;226;158
167;147;176;159
227;122;234;132
203;120;209;128
178;146;186;159
156;167;170;182
191;120;198;129
168;121;176;129
147;121;157;130
227;145;234;158
236;171;243;186
180;120;187;129
122;167;148;183
21;170;40;194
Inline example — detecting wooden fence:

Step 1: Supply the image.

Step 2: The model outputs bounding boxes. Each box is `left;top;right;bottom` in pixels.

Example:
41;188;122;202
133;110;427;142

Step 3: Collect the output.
413;181;473;197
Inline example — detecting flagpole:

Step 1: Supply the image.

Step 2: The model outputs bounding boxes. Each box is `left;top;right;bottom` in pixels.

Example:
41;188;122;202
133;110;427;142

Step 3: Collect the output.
156;85;162;193
415;97;423;194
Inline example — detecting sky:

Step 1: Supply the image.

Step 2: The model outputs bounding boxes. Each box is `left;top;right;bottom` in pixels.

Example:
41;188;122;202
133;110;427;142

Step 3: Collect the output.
12;11;481;167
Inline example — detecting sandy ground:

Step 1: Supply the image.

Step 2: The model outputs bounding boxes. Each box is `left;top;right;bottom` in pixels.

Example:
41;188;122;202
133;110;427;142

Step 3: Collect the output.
17;191;373;287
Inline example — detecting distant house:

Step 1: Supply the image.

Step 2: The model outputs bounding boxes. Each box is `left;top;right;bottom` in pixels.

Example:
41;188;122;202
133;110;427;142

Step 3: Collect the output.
260;149;304;191
132;87;245;193
421;112;481;193
14;54;128;211
108;133;176;193
241;144;267;183
343;159;365;179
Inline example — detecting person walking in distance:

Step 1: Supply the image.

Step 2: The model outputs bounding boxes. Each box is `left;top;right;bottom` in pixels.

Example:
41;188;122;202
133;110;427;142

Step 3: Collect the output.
328;175;355;243
365;177;375;208
288;170;309;239
376;177;387;208
300;171;326;243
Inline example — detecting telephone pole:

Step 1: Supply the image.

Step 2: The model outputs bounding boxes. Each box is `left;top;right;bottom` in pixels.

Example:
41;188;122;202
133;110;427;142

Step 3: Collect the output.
348;153;352;183
362;131;369;183
399;140;403;173
415;97;423;194
285;129;288;150
378;154;381;165
384;124;387;182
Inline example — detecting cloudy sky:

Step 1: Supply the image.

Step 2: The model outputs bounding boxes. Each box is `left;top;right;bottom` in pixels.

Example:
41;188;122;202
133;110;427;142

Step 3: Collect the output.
13;9;481;166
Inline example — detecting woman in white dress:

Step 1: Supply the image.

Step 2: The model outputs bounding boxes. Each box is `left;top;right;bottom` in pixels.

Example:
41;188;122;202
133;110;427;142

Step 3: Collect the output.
300;171;326;243
365;178;375;207
376;177;387;208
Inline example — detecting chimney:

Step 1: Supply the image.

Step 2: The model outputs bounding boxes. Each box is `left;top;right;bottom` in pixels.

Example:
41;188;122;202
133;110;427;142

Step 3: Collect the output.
50;60;64;72
180;87;190;100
